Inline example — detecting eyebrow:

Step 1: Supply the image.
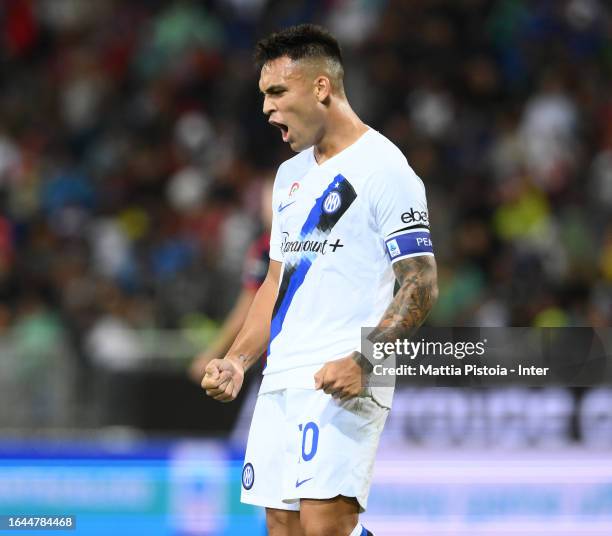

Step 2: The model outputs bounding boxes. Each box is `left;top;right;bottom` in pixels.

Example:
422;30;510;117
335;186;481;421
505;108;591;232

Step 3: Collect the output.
260;84;287;95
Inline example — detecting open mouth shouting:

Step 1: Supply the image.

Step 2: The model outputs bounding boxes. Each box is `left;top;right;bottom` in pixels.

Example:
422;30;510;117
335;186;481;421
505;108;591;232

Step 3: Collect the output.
269;119;290;142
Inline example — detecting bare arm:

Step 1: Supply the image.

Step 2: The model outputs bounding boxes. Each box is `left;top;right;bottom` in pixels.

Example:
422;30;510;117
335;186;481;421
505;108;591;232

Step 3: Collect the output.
202;259;281;401
354;255;439;371
207;289;258;356
316;255;438;398
188;287;257;382
373;255;438;340
353;255;438;372
223;259;281;370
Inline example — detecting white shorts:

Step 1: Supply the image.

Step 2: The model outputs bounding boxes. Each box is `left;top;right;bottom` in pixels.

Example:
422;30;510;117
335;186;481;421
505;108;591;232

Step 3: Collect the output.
240;388;389;512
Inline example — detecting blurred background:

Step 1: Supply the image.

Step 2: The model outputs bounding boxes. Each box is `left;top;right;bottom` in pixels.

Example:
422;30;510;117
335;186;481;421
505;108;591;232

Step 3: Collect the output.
0;0;611;534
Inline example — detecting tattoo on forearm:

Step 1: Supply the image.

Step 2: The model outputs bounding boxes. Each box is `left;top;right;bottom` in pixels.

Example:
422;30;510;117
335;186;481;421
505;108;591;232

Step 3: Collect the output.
369;256;438;345
230;351;263;372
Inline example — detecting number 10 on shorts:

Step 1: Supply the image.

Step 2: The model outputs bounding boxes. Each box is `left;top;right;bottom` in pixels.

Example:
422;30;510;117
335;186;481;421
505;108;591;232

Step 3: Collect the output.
299;422;319;461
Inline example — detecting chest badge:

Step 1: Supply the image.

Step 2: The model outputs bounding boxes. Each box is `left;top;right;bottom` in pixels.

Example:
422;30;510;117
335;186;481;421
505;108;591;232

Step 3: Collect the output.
289;182;300;197
322;191;342;214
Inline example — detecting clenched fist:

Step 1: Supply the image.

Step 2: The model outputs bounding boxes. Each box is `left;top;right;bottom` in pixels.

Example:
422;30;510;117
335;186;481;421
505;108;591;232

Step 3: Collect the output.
202;357;244;402
314;353;368;401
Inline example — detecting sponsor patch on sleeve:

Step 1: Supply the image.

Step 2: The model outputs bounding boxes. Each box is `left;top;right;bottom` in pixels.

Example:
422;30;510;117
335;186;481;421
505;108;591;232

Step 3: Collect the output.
384;230;434;262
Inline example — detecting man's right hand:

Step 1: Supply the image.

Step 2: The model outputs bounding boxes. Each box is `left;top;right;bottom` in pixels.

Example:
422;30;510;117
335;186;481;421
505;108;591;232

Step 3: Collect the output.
202;357;244;402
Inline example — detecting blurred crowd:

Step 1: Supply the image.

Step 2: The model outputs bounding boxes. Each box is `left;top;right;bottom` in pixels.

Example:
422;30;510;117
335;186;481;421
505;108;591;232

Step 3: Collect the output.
0;0;610;429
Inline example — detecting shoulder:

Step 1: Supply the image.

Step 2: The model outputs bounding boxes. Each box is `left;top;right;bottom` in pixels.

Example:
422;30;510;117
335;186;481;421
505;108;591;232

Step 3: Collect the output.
361;130;425;194
364;129;408;167
357;129;410;172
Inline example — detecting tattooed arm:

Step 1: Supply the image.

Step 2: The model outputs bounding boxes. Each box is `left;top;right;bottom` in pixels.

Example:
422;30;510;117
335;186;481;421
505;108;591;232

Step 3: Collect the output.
376;255;438;338
316;255;438;398
352;255;439;373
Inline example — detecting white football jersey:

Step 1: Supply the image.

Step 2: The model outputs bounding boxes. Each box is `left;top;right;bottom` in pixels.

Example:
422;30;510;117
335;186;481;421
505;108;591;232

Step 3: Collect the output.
262;129;433;407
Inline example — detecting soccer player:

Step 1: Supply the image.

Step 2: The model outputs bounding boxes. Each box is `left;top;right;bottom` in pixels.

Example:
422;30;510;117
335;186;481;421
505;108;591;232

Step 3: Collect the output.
202;24;438;536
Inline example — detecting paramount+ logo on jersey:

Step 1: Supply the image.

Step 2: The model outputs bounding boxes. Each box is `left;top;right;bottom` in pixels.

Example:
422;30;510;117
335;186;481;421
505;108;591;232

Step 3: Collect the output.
281;232;343;255
401;207;429;225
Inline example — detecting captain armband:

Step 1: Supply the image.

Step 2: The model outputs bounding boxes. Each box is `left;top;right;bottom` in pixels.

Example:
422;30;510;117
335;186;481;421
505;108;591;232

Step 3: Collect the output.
384;229;434;263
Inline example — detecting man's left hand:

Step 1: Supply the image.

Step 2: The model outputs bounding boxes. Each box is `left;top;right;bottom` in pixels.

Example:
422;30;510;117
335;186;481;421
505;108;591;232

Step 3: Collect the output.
314;353;366;400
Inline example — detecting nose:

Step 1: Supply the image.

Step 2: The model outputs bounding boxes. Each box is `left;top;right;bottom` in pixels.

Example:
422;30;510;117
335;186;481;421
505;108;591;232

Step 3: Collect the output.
262;94;275;117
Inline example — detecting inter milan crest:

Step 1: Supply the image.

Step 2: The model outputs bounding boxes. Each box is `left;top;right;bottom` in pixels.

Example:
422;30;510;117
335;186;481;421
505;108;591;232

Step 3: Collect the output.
242;463;254;490
323;191;342;214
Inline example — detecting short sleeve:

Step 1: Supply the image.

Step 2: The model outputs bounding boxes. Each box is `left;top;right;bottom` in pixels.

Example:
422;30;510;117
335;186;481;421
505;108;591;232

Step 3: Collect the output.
371;162;434;263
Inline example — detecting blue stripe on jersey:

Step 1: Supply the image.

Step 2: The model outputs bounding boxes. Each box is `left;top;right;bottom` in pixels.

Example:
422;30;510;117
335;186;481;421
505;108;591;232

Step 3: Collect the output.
360;526;367;536
300;174;348;236
269;174;355;346
269;257;312;346
385;230;433;260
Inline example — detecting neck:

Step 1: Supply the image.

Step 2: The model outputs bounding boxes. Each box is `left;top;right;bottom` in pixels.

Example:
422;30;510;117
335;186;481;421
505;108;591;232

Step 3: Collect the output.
313;100;368;165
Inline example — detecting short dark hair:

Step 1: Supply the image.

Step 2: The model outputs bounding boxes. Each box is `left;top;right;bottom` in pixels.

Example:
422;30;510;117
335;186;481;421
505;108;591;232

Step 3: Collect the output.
254;24;344;69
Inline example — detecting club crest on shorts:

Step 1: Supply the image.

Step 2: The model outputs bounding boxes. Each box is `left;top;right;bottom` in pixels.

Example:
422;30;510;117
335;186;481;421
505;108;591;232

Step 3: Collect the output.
242;462;255;490
323;191;341;214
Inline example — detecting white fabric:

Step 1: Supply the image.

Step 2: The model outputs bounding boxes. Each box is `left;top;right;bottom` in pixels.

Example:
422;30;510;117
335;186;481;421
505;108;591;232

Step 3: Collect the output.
240;388;389;512
349;523;364;536
263;128;432;408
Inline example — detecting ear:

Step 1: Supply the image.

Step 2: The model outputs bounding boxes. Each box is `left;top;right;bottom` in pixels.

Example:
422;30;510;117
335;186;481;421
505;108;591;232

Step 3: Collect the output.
314;76;332;103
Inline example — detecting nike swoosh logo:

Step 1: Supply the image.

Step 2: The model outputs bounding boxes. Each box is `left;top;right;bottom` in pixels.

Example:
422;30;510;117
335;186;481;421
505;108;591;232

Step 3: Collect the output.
295;477;313;488
278;201;296;212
